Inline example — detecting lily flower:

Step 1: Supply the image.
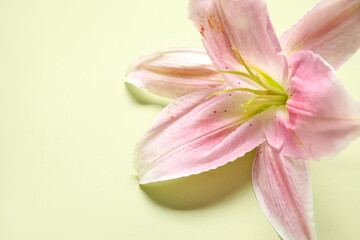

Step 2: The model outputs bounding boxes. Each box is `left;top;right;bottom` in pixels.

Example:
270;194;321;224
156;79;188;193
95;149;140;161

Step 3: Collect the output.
125;0;360;239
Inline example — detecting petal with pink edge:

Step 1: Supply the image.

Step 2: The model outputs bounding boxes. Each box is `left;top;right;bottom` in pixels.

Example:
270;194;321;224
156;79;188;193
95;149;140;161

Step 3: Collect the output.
265;51;360;159
188;0;288;88
252;142;317;240
280;0;360;69
135;88;266;184
125;48;225;99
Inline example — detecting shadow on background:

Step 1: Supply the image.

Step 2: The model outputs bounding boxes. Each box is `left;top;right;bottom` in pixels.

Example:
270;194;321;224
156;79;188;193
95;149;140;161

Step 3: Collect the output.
125;82;171;108
140;150;256;210
127;81;255;210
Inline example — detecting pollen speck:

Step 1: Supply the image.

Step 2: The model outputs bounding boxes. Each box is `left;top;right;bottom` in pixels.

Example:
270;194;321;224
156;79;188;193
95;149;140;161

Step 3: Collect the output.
200;25;205;37
207;14;221;33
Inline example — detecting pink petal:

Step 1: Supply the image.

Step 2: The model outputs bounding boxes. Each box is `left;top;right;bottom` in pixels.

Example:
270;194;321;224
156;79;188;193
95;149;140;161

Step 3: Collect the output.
280;0;360;69
252;143;317;240
125;48;225;99
188;0;288;88
265;51;360;159
135;88;266;184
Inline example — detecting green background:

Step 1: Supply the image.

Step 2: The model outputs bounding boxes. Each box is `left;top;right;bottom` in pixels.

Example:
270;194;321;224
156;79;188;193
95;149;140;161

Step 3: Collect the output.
1;0;359;239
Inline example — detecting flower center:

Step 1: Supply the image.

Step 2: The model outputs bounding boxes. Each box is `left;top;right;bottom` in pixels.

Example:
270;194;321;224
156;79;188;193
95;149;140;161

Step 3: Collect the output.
207;48;288;114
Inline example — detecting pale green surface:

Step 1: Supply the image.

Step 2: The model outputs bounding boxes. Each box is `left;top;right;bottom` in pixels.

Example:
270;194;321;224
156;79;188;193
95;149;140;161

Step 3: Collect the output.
0;0;359;239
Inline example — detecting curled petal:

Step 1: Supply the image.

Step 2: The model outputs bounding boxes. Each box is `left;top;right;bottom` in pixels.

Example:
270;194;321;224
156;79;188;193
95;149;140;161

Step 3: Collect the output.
252;143;317;240
280;0;360;69
188;0;289;88
135;88;266;184
125;48;225;99
265;51;360;159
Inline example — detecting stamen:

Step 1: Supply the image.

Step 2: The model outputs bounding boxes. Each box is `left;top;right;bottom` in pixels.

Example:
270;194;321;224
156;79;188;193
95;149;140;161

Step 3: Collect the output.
239;103;273;120
255;71;287;95
237;104;264;120
241;96;257;112
251;99;286;105
241;95;287;111
232;48;257;80
214;68;253;80
206;88;270;100
258;79;287;95
227;48;287;95
257;70;284;90
257;95;288;101
208;48;289;117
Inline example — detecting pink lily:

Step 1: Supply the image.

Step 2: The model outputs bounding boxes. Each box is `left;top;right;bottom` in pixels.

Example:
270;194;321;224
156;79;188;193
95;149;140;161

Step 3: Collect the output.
125;0;360;239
